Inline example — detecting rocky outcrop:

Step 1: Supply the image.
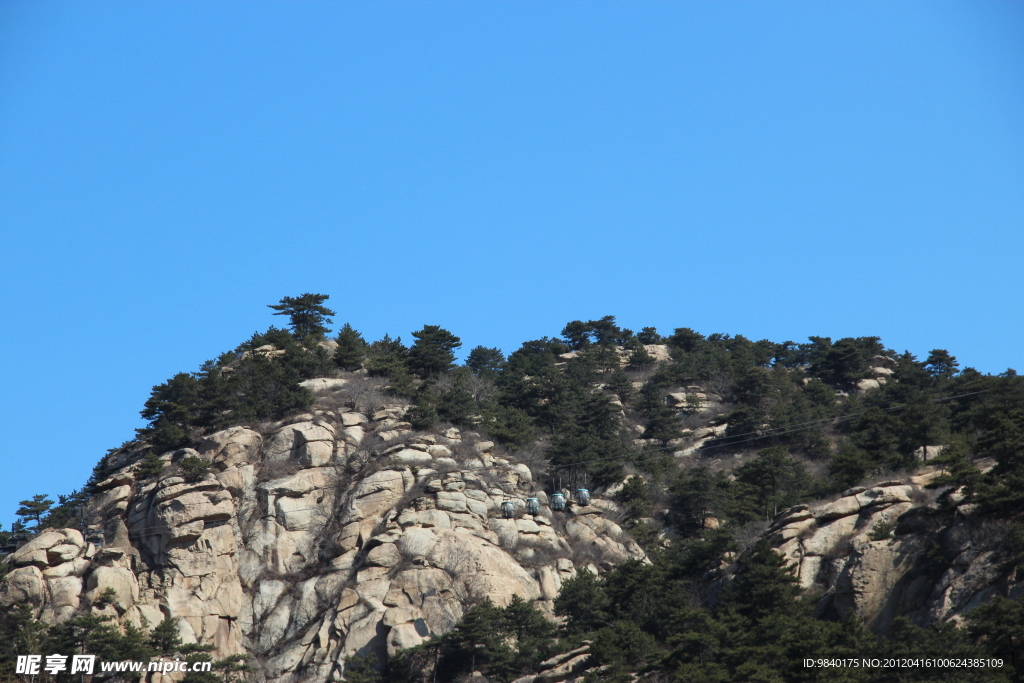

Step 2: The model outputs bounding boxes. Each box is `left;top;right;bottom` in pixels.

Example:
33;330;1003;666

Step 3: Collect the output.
1;403;642;682
665;386;723;416
751;472;1022;634
0;530;101;625
508;641;605;683
856;356;898;393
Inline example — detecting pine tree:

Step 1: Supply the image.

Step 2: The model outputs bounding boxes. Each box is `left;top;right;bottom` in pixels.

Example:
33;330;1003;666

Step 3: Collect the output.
466;346;505;377
214;654;254;683
2;604;50;669
829;441;872;490
561;320;594;349
718;539;802;621
627;343;656;369
437;369;476;425
479;404;535;448
150;416;191;453
672;465;728;531
16;494;54;530
897;395;950;468
735;447;807;519
667;327;705;353
974;409;1024;511
969;596;1024;671
366;334;409;378
925;348;960;378
405;401;439;430
8;520;29;545
809;336;884;387
616;475;653;518
268;293;335;341
555;569;610;633
342;654;383;683
334;323;367;371
363;334;415;394
590;315;625;346
604;369;635;405
407;325;461;378
926;433;980;504
150;617;183;654
636;327;663;344
637;388;682;445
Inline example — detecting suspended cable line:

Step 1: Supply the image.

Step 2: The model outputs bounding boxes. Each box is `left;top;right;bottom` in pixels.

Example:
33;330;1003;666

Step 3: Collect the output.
554;389;995;469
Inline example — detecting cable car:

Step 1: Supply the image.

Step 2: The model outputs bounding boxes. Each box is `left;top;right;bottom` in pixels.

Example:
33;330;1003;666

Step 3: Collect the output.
575;488;591;506
500;500;516;519
550;492;566;511
525;498;540;515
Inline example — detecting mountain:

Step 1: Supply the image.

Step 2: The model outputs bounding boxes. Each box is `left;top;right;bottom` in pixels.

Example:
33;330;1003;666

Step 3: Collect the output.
2;301;1022;682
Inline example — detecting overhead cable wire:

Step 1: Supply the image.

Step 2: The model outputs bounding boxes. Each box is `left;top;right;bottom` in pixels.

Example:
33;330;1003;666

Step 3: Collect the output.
555;388;995;469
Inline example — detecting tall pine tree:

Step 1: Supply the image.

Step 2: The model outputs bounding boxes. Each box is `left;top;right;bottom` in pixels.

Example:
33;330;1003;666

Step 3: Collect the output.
334;323;367;371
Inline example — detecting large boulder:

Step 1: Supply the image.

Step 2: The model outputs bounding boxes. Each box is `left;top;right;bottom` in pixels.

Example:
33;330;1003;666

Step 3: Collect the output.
366;543;402;567
47;544;84;564
262;467;334;498
341;412;368;427
86;566;139;612
428;530;540;606
155;488;234;543
856;378;881;393
0;566;46;609
90;485;133;514
198;427;263;467
386;619;429;656
802;514;859;556
855;485;912;508
350;470;407;520
298;378;348;393
265;421;335;465
48;576;83;609
391;449;433;466
292;422;336;467
342;425;366;446
817;495;861;521
8;530;67;567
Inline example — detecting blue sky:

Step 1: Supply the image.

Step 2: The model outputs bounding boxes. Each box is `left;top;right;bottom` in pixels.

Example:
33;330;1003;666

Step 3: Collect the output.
1;2;1022;528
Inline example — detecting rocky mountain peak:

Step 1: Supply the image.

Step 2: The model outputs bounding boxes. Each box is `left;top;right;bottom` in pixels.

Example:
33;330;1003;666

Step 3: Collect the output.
1;386;642;682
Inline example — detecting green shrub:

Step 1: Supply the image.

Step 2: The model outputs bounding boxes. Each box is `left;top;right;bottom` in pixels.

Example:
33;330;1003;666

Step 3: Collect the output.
406;402;438;429
151;417;190;453
615;475;652;518
179;456;212;483
136;452;165;480
869;521;894;541
94;586;119;608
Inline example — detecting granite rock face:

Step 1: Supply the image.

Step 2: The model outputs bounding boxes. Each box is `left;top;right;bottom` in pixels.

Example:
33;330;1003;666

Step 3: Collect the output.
750;475;1020;634
1;404;642;682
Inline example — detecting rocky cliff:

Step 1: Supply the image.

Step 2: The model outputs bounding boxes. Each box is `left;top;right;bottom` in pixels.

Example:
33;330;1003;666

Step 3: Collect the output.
729;457;1022;636
0;379;643;682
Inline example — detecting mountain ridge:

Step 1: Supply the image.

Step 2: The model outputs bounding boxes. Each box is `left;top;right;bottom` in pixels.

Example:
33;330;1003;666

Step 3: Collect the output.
2;300;1022;682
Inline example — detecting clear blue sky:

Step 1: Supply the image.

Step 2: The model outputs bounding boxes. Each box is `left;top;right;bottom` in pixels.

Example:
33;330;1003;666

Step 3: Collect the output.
2;2;1022;528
